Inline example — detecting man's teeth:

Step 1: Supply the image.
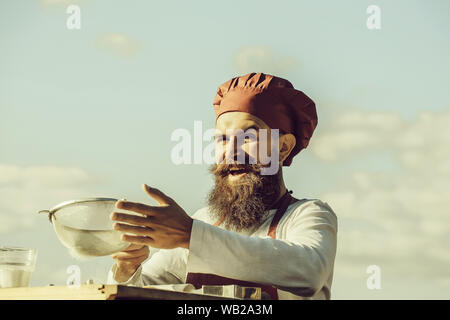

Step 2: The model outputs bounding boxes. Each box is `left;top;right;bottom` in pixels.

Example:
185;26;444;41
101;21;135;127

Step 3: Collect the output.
229;169;247;175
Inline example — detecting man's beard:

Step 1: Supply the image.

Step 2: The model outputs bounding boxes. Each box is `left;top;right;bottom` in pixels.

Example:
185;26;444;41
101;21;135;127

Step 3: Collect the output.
207;163;282;232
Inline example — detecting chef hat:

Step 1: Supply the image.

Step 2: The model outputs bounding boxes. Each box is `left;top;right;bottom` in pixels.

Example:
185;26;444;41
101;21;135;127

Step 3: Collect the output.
213;72;318;166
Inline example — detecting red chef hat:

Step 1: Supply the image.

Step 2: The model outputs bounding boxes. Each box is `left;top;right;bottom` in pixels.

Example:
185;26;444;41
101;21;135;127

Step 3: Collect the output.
213;72;318;166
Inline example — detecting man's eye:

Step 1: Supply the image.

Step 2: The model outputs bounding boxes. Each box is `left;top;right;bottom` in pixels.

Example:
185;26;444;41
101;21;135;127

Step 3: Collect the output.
215;136;227;143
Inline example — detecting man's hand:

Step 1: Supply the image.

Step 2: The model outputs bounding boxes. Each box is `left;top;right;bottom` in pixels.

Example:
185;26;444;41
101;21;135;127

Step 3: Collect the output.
110;184;194;250
112;243;149;283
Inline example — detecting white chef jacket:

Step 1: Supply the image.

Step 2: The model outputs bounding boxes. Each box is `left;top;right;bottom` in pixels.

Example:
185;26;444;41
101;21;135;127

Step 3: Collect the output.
107;198;338;300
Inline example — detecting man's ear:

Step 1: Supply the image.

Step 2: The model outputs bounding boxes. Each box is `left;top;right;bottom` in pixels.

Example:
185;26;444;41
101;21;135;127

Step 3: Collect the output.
278;133;296;163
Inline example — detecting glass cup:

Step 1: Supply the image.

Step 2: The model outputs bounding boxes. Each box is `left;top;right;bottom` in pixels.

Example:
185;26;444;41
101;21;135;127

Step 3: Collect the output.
0;247;37;288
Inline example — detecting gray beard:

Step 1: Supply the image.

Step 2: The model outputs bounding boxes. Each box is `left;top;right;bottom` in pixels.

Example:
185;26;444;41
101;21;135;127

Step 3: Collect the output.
207;164;281;232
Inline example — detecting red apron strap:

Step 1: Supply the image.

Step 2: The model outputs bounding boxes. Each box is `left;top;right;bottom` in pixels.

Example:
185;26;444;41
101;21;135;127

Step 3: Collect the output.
267;191;296;238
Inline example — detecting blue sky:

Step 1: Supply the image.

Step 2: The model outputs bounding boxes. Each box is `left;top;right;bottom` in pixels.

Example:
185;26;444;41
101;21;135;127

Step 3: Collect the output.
1;0;449;298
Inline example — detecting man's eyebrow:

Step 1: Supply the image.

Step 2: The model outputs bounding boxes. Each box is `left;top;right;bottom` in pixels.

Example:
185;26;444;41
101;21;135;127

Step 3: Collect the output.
243;125;259;132
213;125;260;138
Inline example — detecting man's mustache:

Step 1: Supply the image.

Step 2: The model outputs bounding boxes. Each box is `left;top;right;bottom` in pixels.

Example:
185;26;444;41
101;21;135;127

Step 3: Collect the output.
210;163;262;177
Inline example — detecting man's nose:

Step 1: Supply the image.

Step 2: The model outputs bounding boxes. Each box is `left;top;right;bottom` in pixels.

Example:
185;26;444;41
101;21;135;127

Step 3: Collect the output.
224;136;246;164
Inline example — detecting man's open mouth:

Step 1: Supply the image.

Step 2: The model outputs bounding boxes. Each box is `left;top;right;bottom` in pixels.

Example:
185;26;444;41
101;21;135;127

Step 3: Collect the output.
228;168;249;176
215;164;261;178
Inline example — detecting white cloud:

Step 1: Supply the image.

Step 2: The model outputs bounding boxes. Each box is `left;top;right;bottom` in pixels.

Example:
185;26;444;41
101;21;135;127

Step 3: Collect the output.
233;46;298;75
311;110;405;161
312;109;450;166
0;164;101;234
313;108;450;289
95;33;141;58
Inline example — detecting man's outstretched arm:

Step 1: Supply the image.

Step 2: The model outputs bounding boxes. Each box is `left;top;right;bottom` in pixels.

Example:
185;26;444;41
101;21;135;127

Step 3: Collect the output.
186;200;338;297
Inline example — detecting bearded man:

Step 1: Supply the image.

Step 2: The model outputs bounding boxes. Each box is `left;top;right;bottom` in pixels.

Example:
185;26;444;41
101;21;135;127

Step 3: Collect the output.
107;72;338;300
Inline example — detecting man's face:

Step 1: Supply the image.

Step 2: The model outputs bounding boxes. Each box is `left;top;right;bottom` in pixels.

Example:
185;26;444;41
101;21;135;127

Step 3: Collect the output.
208;112;281;231
214;111;276;182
